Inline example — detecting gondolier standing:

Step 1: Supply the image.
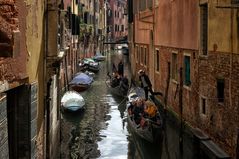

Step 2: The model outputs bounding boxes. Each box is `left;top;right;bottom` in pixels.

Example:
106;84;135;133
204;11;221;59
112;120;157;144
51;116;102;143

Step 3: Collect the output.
138;69;154;100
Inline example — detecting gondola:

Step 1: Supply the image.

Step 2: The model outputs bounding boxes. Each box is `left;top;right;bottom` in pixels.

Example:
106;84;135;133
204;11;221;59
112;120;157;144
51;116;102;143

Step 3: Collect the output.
105;73;129;97
61;91;85;112
126;86;163;143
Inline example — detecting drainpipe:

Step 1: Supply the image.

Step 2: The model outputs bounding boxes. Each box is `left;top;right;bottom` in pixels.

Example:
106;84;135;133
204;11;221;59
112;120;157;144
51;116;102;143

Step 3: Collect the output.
44;1;51;158
43;0;47;158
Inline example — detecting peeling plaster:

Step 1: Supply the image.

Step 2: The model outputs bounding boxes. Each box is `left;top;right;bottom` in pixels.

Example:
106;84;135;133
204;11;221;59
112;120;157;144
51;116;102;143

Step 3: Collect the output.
0;80;9;93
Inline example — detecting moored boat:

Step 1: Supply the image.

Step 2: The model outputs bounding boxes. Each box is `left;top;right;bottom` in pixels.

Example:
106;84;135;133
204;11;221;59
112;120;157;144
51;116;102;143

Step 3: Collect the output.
127;86;163;143
93;52;106;61
61;91;85;112
69;72;94;92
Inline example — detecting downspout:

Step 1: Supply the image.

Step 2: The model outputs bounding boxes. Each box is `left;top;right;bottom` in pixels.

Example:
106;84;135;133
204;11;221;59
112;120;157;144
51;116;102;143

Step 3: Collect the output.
44;1;51;158
43;0;47;158
230;2;233;113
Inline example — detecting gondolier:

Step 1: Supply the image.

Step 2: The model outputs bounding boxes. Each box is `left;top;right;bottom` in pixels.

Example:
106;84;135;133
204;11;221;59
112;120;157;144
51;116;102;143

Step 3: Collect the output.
138;70;154;100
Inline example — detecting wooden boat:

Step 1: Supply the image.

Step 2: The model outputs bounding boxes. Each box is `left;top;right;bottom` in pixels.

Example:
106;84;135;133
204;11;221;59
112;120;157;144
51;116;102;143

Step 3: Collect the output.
93;52;106;61
105;75;129;97
61;91;85;111
69;73;93;92
127;87;163;143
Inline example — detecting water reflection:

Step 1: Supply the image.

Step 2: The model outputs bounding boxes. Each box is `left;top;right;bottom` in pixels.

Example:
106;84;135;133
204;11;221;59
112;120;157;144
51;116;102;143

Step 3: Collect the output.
97;95;128;159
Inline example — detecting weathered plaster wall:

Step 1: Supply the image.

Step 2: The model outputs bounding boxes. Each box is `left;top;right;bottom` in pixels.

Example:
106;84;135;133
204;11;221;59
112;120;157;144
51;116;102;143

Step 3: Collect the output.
154;0;199;50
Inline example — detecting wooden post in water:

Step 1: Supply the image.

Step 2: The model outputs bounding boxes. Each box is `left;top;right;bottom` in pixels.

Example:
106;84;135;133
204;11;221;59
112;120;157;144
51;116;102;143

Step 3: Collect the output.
179;67;184;159
163;62;171;159
164;62;171;110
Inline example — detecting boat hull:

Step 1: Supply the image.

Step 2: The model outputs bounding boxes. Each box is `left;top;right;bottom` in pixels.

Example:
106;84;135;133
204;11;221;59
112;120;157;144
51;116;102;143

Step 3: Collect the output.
105;80;128;97
71;84;90;92
61;91;85;112
127;86;163;143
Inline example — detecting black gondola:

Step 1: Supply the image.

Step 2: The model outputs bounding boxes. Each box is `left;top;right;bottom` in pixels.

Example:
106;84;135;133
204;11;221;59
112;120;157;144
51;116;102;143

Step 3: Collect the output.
126;86;163;143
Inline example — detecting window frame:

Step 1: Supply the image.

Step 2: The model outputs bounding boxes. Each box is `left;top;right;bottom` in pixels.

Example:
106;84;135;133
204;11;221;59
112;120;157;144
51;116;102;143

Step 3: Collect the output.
183;54;191;87
200;3;208;56
155;49;160;73
171;52;178;81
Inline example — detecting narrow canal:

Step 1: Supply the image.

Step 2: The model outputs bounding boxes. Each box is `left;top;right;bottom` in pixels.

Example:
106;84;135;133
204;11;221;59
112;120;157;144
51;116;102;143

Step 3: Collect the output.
61;50;196;159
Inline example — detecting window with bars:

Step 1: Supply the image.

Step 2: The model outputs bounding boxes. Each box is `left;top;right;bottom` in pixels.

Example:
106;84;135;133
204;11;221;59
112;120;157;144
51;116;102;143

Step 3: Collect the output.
200;4;208;55
156;50;160;72
171;53;178;80
184;55;191;86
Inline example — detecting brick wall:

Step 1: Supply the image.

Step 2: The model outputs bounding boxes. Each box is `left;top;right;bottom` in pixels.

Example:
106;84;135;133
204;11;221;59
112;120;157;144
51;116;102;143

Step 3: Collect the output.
198;52;239;157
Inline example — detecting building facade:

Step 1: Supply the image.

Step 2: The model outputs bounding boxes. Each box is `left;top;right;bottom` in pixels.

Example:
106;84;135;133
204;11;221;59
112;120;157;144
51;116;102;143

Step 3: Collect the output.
107;0;128;42
129;0;239;158
0;0;80;158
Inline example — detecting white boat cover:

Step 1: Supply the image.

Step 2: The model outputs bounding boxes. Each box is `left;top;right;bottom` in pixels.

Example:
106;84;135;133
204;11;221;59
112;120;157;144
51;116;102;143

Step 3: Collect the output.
61;91;85;111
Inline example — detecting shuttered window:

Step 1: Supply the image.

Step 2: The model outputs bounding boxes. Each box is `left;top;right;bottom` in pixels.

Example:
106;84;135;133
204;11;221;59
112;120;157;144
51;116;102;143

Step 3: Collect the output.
140;46;144;65
156;50;160;72
171;53;178;80
184;55;191;86
144;47;147;66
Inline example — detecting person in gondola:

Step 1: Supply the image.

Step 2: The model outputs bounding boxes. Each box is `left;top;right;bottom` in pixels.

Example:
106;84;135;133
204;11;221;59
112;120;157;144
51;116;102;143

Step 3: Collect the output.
132;98;145;125
118;60;124;76
120;75;129;92
111;72;121;87
138;69;154;101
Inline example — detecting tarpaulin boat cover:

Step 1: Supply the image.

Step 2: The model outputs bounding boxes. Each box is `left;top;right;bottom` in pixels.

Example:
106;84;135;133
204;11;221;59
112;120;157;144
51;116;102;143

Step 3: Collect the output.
69;73;93;85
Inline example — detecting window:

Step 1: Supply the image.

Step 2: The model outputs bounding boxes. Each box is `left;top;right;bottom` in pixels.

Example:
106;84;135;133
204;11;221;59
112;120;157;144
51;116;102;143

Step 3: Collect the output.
121;25;124;32
184;55;191;86
140;46;144;65
137;46;140;62
144;47;147;65
139;0;146;11
171;53;178;80
135;46;138;63
217;79;224;103
156;50;160;72
115;24;117;32
200;97;206;115
200;3;208;55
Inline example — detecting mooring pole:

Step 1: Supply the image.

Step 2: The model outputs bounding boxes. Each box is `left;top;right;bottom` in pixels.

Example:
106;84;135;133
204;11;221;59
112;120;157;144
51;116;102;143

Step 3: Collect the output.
179;67;184;159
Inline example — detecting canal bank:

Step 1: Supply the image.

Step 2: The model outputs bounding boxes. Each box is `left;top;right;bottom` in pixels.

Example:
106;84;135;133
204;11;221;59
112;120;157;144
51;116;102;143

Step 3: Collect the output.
152;98;231;159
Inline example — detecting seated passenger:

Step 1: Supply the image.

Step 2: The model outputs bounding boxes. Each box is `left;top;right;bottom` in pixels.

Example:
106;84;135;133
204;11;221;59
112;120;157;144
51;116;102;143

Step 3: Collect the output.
144;101;157;118
132;98;145;125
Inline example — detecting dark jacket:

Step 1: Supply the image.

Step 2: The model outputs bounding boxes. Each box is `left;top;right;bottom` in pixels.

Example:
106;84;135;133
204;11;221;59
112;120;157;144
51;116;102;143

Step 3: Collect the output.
118;62;124;76
139;74;152;88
